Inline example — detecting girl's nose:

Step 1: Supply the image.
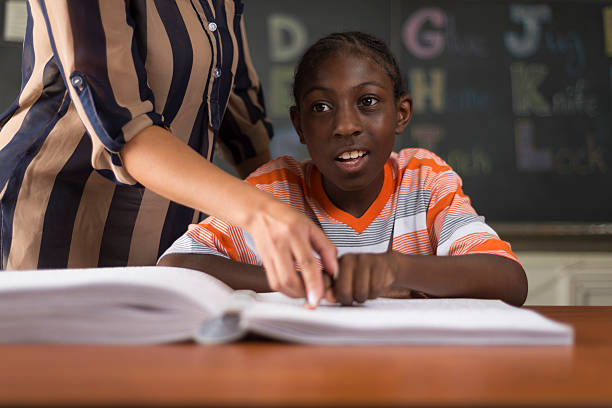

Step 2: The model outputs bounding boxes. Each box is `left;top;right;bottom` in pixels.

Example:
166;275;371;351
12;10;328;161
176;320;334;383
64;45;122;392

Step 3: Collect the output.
333;105;363;138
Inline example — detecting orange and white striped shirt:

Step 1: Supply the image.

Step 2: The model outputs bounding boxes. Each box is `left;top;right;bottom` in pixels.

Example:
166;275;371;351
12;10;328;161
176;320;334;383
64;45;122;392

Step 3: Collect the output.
162;148;519;264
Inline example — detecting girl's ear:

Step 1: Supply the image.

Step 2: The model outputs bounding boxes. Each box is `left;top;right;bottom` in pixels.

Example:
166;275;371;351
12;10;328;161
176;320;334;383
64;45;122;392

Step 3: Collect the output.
290;106;306;144
395;94;413;135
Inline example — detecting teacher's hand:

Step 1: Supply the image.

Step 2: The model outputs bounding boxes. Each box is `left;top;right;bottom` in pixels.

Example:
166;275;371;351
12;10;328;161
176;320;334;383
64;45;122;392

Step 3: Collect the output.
122;126;338;307
245;198;338;308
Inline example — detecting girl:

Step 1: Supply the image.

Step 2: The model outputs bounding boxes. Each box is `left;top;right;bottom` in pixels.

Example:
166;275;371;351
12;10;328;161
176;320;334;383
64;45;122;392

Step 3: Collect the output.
159;31;528;307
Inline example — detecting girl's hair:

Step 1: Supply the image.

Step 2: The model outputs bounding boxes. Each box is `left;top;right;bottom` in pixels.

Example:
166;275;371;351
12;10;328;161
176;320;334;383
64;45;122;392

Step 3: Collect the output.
292;31;407;108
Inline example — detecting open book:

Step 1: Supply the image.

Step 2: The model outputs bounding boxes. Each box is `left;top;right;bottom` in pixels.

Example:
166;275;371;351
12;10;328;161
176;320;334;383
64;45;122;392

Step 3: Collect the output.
0;266;573;345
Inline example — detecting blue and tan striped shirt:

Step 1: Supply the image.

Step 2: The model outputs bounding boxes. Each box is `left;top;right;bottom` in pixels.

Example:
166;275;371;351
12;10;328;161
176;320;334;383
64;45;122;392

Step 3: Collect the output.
0;0;272;269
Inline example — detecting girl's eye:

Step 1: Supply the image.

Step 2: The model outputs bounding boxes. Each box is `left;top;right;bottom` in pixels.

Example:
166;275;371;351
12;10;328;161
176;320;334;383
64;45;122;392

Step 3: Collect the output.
312;103;331;112
360;96;379;107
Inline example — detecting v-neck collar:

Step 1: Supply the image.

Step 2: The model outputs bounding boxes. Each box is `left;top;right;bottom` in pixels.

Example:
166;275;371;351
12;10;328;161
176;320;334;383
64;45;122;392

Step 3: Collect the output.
310;162;394;234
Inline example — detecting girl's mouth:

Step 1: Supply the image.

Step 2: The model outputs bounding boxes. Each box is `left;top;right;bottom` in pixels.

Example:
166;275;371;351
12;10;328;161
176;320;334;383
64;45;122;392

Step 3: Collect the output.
334;149;369;171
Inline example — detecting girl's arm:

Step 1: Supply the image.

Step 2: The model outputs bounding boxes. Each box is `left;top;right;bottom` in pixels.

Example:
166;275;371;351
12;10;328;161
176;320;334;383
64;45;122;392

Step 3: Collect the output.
333;252;528;307
390;253;527;306
122;125;337;307
158;253;271;292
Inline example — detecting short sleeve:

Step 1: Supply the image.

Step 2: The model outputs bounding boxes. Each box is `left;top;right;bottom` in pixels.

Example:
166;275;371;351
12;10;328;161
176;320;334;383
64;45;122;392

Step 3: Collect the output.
159;230;231;261
161;156;309;265
216;16;272;167
161;216;262;266
425;154;519;263
39;0;162;185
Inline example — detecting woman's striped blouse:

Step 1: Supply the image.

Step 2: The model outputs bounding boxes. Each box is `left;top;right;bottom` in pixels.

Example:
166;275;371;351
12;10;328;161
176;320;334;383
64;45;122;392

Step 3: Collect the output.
0;0;273;270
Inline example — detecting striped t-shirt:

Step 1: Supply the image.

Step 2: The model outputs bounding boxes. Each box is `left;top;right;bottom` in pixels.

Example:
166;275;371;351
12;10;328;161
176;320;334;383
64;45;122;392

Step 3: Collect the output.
163;149;519;265
0;0;272;269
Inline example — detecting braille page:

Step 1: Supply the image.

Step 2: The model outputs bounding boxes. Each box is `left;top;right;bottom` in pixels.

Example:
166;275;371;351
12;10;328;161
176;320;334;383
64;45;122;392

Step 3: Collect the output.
243;295;574;345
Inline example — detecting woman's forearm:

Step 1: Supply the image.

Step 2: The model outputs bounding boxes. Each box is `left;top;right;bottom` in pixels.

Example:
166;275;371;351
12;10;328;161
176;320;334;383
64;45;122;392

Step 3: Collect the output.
121;125;273;229
391;253;528;306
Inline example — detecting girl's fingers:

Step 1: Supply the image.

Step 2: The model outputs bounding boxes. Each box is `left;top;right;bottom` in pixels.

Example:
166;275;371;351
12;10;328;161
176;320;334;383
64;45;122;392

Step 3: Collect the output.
334;256;355;306
324;287;337;304
353;263;369;303
369;266;385;299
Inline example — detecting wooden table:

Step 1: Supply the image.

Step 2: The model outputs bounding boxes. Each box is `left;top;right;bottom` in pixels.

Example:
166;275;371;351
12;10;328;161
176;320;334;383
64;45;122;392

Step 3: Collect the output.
0;306;611;407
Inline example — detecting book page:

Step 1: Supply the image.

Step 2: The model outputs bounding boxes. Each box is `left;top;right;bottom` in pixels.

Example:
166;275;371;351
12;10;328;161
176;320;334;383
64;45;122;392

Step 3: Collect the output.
0;266;232;310
0;267;233;344
243;294;574;345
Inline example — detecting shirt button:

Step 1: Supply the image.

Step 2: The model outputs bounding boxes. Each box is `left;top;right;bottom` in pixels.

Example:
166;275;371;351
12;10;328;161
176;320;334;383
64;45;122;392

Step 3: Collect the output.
213;67;221;78
71;75;84;91
208;22;217;32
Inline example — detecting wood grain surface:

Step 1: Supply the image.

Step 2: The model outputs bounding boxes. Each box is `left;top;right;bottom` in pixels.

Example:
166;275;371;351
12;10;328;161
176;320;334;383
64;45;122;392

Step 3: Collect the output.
0;306;610;407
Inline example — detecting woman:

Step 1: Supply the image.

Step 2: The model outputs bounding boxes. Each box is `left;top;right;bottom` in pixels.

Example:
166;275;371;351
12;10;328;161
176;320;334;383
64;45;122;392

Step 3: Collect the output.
0;0;336;308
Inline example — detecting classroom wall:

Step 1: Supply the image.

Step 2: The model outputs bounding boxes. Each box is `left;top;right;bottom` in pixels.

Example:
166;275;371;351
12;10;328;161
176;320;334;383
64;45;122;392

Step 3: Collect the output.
519;251;612;305
1;0;611;223
0;0;611;304
243;0;612;225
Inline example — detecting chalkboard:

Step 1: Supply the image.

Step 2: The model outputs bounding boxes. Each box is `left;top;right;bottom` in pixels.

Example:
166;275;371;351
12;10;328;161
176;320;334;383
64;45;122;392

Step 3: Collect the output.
244;0;612;223
1;0;611;223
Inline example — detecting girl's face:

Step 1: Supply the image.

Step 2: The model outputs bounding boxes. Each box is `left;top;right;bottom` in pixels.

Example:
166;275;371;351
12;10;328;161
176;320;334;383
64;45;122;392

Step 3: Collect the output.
291;52;411;215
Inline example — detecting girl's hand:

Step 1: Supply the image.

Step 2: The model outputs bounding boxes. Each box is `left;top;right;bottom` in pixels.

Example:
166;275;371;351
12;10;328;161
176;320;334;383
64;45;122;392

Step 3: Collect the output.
245;199;338;308
333;252;397;306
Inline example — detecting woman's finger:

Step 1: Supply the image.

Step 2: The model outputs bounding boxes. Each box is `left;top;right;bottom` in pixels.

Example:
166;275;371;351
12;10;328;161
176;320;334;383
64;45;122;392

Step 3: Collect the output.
257;229;304;298
290;235;324;308
256;235;281;293
309;226;338;278
244;198;336;304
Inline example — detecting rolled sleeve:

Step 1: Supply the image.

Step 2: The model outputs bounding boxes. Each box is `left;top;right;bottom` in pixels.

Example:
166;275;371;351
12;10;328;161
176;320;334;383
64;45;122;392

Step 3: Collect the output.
39;0;162;185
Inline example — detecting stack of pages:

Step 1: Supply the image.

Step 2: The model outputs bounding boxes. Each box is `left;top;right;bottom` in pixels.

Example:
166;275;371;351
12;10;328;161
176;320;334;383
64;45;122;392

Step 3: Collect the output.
0;266;573;345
